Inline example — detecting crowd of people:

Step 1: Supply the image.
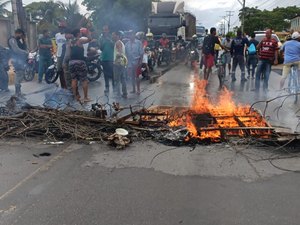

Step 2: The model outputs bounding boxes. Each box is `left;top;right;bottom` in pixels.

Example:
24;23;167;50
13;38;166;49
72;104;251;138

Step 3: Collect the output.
201;27;300;94
0;24;160;102
0;23;299;102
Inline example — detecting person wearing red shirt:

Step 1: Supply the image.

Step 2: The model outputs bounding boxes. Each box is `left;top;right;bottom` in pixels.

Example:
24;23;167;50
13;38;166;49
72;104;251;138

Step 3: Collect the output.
254;29;278;92
159;33;170;48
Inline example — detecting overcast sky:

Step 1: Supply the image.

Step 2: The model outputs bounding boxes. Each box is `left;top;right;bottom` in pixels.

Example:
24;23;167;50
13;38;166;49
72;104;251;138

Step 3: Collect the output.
22;0;300;29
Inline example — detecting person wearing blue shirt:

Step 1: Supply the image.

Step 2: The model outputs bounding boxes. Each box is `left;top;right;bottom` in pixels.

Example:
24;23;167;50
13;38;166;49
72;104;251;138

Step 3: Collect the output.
230;30;249;82
280;31;300;89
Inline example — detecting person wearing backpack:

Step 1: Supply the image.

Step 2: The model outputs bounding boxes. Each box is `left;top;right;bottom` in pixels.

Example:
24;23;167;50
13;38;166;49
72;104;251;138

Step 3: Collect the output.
202;27;223;80
8;29;28;97
230;30;249;82
246;33;259;79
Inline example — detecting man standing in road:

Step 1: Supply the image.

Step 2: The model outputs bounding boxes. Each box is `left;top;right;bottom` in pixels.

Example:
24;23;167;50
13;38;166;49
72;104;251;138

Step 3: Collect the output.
125;30;143;94
202;27;222;80
100;25;114;93
38;29;52;83
55;22;67;88
254;29;278;93
112;31;128;98
230;30;249;82
8;29;28;97
221;34;233;77
246;33;259;79
279;31;300;89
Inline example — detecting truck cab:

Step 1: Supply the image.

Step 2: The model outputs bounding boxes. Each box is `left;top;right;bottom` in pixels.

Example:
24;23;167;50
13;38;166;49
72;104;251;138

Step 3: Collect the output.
148;1;186;42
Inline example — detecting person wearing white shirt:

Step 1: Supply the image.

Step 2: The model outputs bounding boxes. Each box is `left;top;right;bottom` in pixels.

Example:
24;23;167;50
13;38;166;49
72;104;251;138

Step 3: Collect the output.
55;22;67;88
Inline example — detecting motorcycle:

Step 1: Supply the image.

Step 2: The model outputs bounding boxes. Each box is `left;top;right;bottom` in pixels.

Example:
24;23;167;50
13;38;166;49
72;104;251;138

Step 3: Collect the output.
176;43;187;60
188;48;199;69
45;52;103;84
141;63;149;80
147;49;156;72
157;46;171;66
86;53;103;82
45;56;59;84
171;44;177;62
24;51;38;81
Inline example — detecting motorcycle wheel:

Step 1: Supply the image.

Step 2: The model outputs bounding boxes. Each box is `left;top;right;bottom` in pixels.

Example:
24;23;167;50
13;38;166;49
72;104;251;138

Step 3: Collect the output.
217;65;225;88
45;67;59;84
171;53;176;62
166;57;170;66
24;65;35;81
87;63;102;82
157;57;162;66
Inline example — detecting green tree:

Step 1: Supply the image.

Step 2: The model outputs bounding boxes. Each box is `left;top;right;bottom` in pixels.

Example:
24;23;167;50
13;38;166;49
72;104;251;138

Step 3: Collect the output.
26;0;88;34
82;0;157;31
239;6;300;35
0;0;10;18
25;1;64;23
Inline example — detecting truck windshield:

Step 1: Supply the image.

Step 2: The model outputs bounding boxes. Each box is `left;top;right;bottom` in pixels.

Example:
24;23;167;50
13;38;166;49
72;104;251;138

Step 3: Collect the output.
149;17;180;27
196;26;205;34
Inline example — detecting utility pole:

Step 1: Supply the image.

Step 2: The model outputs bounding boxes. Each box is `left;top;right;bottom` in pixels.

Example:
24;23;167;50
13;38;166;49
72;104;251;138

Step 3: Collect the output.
222;16;228;34
226;11;234;33
11;0;26;32
237;0;246;34
11;0;19;31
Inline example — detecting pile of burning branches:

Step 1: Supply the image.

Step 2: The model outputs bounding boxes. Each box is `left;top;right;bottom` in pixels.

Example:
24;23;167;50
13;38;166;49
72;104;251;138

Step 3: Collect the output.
1;79;300;148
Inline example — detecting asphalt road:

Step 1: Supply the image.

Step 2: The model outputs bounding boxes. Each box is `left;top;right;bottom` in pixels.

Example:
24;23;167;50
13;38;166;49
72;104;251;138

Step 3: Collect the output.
1;63;300;225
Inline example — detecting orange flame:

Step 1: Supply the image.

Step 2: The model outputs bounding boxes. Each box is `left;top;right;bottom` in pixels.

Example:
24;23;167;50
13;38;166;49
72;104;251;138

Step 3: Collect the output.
168;77;271;141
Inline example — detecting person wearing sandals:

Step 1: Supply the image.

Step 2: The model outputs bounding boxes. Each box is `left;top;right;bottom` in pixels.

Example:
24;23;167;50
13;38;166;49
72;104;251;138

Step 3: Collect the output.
64;29;92;103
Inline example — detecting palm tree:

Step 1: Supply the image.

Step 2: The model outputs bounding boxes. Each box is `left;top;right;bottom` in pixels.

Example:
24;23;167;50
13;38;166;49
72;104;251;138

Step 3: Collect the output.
0;0;10;18
58;0;87;29
26;0;64;23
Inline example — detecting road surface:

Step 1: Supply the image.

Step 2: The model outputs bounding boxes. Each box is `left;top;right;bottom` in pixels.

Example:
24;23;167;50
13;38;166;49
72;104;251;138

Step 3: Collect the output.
1;63;300;225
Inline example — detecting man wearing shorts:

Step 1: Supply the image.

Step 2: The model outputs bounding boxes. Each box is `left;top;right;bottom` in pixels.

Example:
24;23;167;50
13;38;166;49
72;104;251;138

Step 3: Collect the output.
280;31;300;89
202;27;222;80
222;34;232;76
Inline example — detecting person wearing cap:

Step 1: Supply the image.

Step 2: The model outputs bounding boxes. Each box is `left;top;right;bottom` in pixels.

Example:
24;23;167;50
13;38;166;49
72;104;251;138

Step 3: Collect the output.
146;32;156;50
8;29;28;97
280;31;300;89
55;22;67;88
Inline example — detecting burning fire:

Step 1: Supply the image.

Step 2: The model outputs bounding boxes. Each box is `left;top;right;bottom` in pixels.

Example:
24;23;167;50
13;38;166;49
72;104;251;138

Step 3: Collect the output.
168;79;272;141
